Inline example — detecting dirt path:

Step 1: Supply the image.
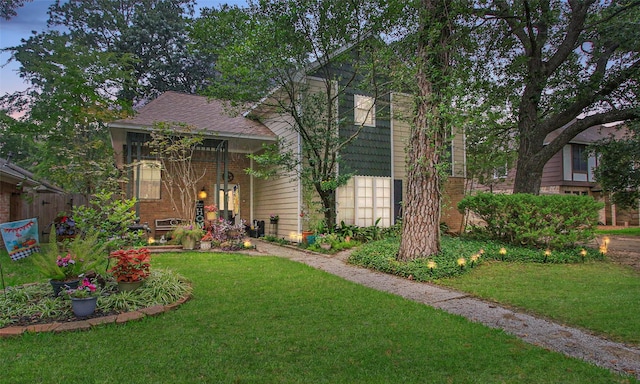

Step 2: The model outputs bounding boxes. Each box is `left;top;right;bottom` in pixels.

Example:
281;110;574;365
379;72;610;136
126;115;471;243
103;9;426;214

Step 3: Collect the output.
254;240;640;380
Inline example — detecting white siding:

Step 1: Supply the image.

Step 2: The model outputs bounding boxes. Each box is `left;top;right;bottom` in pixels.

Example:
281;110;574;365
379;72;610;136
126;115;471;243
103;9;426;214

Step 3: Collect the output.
563;145;572;181
252;113;301;239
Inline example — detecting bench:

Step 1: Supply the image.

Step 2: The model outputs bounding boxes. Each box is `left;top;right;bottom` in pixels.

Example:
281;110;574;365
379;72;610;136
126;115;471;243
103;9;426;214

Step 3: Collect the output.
154;218;187;235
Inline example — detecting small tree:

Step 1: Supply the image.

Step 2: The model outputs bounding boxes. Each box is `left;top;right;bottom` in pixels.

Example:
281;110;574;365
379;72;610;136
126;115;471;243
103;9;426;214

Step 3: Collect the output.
191;1;390;227
591;123;640;209
148;123;205;224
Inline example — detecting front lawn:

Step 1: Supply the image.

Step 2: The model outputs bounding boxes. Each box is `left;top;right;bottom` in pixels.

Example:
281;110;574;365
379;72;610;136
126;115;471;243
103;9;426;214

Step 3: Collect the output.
349;237;640;345
1;251;635;383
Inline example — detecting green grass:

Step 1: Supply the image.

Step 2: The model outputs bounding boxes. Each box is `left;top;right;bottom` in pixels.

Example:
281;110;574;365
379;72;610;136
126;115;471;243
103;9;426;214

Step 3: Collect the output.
437;261;640;344
1;251;636;383
349;237;639;345
596;227;640;236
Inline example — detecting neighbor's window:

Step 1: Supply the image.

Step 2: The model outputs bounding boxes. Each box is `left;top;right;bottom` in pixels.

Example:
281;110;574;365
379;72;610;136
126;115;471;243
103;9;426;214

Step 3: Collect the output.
572;144;588;173
133;160;161;200
354;94;375;127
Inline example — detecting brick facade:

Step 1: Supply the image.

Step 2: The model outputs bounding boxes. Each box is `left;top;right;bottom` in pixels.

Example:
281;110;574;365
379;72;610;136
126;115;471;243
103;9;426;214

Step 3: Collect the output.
441;177;465;233
132;153;252;238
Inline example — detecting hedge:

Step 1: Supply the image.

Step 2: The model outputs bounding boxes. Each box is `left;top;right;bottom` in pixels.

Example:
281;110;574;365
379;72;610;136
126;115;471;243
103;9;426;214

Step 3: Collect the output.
458;193;603;248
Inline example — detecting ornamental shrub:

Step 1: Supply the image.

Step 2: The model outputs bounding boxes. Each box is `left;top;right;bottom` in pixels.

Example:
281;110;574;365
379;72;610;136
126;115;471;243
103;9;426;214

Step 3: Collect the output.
458;193;603;248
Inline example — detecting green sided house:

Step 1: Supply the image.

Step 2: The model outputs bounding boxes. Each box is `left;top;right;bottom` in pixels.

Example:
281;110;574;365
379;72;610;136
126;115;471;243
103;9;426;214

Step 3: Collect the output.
109;86;466;241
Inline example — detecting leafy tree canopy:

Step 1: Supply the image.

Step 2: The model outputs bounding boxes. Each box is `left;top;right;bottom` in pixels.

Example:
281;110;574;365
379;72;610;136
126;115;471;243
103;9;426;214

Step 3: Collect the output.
1;0;31;20
191;0;399;226
464;0;640;194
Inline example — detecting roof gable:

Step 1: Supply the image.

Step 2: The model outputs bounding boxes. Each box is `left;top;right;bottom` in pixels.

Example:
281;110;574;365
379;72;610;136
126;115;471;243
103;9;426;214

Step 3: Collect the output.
111;92;275;139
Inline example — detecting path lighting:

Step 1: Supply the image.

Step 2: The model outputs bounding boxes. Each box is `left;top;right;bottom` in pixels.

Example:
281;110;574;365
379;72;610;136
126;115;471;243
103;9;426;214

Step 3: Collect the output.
470;253;480;267
544;249;551;263
499;247;507;260
457;257;466;270
599;245;608;255
602;236;610;246
580;249;587;261
244;240;254;249
148;237;155;245
427;260;437;274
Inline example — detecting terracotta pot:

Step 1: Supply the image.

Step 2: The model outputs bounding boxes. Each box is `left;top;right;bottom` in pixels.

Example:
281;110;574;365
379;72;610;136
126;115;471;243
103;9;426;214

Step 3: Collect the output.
302;231;314;244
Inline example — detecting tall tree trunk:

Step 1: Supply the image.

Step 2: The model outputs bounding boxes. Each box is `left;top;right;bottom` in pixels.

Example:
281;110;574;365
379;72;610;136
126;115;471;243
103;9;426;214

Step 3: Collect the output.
513;123;546;194
397;0;451;261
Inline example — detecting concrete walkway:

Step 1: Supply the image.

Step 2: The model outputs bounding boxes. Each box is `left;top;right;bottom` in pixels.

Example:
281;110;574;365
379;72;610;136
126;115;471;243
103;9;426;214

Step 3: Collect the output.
254;240;640;380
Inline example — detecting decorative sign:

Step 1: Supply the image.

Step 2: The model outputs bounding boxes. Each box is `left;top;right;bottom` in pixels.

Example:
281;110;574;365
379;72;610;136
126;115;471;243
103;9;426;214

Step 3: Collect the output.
0;218;41;261
195;200;205;227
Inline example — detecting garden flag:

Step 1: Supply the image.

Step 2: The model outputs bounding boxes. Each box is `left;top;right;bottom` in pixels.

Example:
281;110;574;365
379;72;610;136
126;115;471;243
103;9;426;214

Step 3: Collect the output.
0;218;41;261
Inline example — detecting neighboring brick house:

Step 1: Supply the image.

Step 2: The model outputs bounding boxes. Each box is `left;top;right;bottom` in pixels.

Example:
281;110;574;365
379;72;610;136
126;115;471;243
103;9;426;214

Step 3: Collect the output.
473;123;639;226
0;157;66;247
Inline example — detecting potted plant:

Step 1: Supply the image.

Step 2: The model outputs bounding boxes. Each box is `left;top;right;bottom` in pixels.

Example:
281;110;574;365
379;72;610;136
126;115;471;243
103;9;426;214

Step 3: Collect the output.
108;248;151;291
200;231;214;250
204;204;218;221
62;277;99;317
32;233;106;296
315;233;339;250
269;214;279;224
171;224;204;250
53;215;76;242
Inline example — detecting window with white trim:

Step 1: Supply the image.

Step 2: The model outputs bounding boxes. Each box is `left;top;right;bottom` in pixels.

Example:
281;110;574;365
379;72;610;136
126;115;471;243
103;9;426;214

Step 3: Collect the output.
337;176;391;227
133;160;161;200
572;144;588;173
354;94;375;127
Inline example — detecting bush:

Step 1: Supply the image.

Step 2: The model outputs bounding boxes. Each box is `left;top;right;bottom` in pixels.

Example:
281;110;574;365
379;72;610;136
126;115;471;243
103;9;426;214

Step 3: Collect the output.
458;193;603;248
348;237;604;282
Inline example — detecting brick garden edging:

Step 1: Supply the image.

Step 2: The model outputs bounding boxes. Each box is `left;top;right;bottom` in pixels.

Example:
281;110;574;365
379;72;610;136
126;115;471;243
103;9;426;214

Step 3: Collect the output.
0;292;192;338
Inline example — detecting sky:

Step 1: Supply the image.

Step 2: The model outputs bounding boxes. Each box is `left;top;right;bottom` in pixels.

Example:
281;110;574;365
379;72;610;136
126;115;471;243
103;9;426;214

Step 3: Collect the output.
0;0;246;98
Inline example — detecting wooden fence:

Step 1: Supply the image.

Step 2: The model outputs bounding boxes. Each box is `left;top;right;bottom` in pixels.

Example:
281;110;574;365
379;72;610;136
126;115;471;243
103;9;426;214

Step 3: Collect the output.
17;193;88;243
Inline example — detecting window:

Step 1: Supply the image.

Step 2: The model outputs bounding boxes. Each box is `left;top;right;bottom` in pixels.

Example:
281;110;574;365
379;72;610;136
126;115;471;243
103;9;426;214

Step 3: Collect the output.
572;144;588;173
337;176;391;227
354;94;375;127
133;160;161;200
493;163;508;179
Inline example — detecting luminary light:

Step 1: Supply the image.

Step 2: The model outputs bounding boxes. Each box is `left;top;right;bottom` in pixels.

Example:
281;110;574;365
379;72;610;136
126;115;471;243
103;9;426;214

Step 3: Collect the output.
148;237;155;245
499;247;507;255
244;240;252;248
427;260;437;270
457;257;466;267
580;249;587;257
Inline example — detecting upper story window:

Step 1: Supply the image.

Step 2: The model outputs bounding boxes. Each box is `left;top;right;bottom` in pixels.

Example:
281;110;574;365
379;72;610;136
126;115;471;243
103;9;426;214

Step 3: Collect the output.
354;94;375;127
133;160;161;200
571;144;588;173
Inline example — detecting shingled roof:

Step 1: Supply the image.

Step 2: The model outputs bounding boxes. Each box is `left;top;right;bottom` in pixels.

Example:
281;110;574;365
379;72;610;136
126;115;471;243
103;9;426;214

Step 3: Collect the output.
110;91;275;140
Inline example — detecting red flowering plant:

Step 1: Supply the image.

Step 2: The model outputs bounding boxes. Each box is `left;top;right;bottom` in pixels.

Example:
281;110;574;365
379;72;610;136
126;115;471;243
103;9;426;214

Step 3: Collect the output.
108;248;151;282
62;277;99;298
